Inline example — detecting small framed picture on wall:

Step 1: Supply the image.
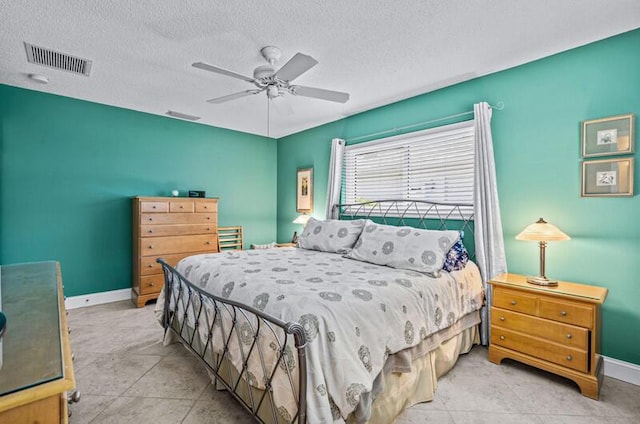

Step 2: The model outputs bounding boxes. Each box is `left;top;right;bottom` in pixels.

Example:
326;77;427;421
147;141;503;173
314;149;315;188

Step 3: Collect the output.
581;158;634;197
296;167;313;213
582;113;635;158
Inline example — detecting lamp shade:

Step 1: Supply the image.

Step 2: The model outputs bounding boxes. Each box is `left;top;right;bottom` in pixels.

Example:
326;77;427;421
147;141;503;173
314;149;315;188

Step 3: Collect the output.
292;214;311;225
516;218;570;242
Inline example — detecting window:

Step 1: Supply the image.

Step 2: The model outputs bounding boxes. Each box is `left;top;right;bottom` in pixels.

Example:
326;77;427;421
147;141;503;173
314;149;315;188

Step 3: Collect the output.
342;120;475;217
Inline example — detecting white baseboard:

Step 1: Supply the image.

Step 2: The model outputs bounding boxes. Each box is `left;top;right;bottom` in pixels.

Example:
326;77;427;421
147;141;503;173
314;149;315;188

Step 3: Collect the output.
65;288;131;310
603;356;640;386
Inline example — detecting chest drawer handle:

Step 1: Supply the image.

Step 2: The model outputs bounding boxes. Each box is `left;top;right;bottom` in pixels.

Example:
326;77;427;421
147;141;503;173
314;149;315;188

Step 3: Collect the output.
148;218;153;221
560;311;567;316
180;205;183;209
149;282;155;287
207;228;211;231
566;355;572;361
147;264;153;268
499;335;505;340
152;205;156;209
148;245;153;249
148;230;153;234
510;300;517;305
204;206;208;209
566;333;572;339
207;217;211;220
499;316;505;321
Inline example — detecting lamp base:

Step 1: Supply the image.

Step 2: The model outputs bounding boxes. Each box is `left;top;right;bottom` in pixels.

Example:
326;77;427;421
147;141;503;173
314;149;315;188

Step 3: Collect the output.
526;276;558;287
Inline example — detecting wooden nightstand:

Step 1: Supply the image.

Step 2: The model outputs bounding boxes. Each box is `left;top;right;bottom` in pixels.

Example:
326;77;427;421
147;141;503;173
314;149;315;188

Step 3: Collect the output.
488;273;607;399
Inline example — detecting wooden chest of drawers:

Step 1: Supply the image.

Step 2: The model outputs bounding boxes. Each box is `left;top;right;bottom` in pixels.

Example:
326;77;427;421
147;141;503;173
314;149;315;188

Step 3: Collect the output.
488;274;607;399
132;196;219;307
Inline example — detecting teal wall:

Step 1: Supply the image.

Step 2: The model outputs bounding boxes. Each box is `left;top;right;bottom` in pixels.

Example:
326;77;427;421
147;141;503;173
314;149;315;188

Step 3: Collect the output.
0;85;277;297
277;29;640;365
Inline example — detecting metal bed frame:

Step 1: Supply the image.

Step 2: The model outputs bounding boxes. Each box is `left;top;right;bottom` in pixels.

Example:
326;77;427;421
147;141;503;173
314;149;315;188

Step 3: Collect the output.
158;199;475;424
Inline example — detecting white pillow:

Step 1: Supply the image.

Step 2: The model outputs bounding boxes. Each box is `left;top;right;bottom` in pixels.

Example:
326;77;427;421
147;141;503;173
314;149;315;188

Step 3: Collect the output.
297;218;366;254
345;220;460;276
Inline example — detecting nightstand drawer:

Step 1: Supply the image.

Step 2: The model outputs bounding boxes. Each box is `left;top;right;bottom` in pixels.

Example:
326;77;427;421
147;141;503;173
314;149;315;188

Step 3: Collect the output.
491;307;588;349
538;297;593;328
491;327;588;373
493;287;537;315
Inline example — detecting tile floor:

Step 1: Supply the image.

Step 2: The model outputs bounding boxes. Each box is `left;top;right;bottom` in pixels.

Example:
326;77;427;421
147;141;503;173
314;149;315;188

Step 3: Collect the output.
68;301;640;424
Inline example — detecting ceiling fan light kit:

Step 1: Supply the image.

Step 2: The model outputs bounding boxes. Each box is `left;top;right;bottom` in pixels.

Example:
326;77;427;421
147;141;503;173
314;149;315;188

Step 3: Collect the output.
193;46;350;104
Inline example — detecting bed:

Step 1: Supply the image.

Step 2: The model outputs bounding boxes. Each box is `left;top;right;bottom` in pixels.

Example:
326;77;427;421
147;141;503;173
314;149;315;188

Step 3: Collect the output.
155;200;484;424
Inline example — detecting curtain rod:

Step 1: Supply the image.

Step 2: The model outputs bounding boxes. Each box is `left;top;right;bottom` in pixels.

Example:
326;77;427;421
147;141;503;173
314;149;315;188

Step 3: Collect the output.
344;101;504;144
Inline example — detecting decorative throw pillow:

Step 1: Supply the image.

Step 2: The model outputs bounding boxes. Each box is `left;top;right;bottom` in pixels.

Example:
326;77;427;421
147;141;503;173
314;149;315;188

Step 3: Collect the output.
297;218;366;254
345;221;460;276
442;231;469;272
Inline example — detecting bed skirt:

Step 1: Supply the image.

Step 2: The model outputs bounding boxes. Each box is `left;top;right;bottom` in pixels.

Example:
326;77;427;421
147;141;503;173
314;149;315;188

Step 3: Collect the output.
161;308;479;423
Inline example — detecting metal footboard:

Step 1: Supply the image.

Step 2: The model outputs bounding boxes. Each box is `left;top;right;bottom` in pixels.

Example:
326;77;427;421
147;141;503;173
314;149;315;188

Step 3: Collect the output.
157;259;308;424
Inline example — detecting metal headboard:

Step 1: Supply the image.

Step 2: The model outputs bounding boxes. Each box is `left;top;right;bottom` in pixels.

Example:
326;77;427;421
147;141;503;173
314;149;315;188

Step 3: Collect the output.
333;199;475;260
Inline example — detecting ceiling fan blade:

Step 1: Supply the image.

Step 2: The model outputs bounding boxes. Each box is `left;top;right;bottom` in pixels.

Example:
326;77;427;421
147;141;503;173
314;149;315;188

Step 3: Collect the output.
289;85;350;103
274;53;318;82
206;89;262;104
193;62;254;83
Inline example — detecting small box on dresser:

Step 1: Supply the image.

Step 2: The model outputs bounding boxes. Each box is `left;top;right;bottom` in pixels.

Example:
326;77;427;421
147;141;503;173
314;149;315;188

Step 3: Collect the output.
132;196;219;308
488;273;607;399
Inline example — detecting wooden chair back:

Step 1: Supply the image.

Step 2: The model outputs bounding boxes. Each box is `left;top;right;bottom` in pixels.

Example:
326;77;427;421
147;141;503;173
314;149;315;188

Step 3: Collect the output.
217;226;243;251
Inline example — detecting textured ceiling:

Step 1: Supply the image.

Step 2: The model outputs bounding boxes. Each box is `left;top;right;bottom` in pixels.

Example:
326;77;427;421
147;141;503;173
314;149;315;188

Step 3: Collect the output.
1;1;639;138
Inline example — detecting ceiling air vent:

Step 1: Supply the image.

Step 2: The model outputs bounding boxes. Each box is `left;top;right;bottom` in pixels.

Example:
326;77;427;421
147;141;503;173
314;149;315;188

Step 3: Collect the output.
166;111;201;121
24;42;92;76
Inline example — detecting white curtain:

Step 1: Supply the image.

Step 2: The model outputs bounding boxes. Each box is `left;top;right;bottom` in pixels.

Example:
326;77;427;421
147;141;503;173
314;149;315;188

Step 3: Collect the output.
474;102;507;345
325;138;346;219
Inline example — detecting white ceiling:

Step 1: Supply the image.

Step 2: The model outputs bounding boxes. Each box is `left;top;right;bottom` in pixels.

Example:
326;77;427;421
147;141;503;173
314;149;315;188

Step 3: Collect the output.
1;1;639;138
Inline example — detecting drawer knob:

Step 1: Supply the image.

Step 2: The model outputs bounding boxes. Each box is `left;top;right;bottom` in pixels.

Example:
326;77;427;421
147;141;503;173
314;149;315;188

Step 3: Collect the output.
204;206;208;209
152;206;156;209
180;205;183;208
148;245;153;249
150;282;155;287
566;333;572;339
560;311;567;316
68;390;81;404
148;218;153;221
499;316;505;321
510;300;517;305
499;335;505;340
148;264;153;268
566;355;573;361
206;241;211;245
207;217;211;220
148;230;153;234
68;327;72;334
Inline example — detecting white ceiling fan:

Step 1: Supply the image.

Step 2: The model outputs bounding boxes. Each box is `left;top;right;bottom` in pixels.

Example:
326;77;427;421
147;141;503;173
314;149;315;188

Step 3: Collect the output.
193;46;350;104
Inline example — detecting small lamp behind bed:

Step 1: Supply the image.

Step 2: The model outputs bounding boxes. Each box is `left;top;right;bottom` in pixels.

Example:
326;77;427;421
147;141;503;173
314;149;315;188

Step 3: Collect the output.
291;213;311;244
516;217;570;286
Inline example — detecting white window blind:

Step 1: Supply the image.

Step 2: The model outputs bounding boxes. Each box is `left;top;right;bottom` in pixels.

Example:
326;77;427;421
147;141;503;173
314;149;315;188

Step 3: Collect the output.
343;120;475;217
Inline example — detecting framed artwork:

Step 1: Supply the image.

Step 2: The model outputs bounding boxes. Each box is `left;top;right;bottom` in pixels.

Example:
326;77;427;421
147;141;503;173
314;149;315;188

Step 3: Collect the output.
581;158;634;197
296;167;313;213
582;113;635;158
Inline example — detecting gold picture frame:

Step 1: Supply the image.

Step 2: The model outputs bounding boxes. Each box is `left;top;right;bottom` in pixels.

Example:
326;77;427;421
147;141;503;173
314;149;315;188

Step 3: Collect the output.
581;158;634;197
581;113;635;158
296;167;313;213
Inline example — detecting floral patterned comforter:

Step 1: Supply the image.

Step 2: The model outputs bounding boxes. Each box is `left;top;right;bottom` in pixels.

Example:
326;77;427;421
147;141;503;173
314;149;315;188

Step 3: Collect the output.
172;247;483;423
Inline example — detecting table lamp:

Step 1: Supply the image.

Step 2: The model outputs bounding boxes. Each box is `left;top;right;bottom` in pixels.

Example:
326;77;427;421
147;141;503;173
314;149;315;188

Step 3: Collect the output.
291;213;311;244
516;217;570;286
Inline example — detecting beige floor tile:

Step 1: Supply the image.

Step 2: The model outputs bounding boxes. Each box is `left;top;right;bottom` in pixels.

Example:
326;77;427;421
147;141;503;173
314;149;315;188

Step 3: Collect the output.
436;373;525;413
67;300;640;424
182;399;254;424
448;411;542;424
75;354;162;396
68;394;117;424
90;397;194;424
124;355;210;400
395;409;455;423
